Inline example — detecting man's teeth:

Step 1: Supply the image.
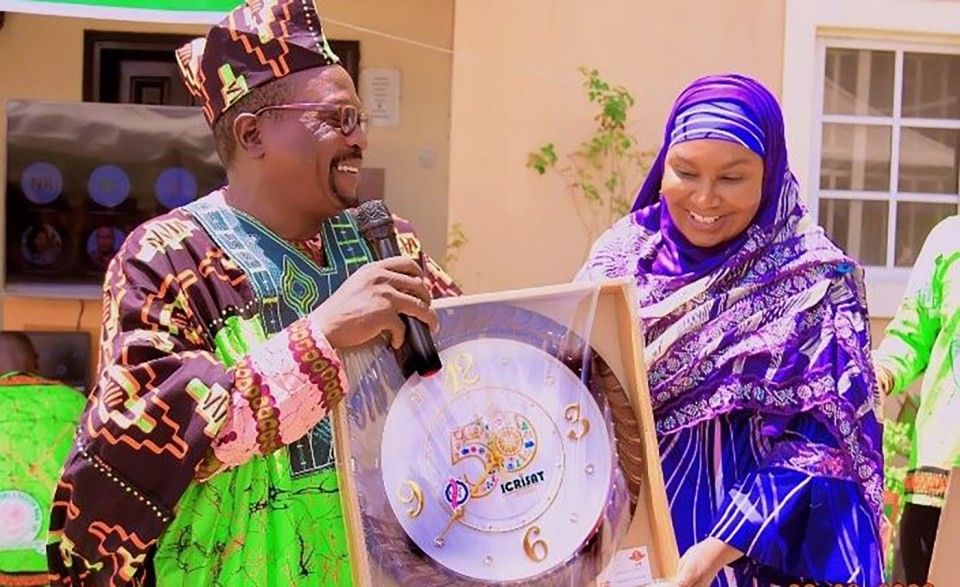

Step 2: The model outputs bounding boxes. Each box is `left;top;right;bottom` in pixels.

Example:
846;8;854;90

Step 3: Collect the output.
336;163;359;174
689;211;720;224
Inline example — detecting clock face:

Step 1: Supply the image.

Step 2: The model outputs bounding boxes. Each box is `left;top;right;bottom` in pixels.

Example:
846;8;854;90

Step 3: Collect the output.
380;338;614;582
345;303;638;586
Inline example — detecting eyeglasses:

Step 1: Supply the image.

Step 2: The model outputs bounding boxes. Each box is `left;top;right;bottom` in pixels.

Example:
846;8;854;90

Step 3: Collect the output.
253;102;369;136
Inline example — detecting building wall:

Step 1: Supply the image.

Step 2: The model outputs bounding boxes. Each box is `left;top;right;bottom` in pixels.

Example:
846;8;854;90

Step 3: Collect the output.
1;2;914;381
447;0;786;293
0;4;454;359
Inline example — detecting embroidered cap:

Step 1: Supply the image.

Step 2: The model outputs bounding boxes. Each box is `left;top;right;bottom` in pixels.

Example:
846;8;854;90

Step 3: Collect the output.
175;0;341;127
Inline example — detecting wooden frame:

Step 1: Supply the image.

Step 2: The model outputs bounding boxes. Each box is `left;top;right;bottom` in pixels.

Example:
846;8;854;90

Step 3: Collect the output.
329;40;361;87
83;31;196;104
83;31;361;105
332;279;679;585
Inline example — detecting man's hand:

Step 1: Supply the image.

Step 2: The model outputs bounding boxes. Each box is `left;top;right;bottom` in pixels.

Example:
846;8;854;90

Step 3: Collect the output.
875;364;895;396
312;256;437;350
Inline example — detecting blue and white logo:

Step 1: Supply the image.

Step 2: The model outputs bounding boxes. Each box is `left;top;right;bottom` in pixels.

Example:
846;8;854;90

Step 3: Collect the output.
88;165;131;208
443;477;471;509
20;162;63;204
0;490;44;553
155;167;198;210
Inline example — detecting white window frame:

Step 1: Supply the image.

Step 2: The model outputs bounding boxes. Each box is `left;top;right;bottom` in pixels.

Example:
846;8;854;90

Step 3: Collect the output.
783;0;960;317
813;39;960;268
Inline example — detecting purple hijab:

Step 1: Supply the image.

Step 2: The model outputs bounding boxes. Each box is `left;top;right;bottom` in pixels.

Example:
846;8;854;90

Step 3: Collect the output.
580;74;885;530
633;74;794;279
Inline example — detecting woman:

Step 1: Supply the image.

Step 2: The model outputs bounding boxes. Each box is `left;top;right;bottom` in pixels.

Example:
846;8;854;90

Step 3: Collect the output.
578;75;884;586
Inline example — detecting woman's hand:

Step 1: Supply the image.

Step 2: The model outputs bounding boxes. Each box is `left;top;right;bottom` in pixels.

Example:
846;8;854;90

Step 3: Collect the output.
881;514;894;557
657;538;743;587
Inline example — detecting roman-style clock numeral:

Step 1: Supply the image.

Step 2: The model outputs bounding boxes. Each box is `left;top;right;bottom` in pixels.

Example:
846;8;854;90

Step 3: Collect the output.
522;525;549;562
444;352;480;393
397;480;424;518
564;403;591;440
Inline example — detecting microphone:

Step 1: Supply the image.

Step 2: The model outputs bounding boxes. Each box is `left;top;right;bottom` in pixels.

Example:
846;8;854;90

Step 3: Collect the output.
355;200;442;378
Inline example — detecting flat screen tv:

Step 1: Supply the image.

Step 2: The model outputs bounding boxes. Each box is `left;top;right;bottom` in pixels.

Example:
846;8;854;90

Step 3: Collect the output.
5;99;226;294
24;331;92;391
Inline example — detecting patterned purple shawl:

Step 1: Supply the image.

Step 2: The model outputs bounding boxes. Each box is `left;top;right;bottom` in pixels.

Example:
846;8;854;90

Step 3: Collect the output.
580;74;884;527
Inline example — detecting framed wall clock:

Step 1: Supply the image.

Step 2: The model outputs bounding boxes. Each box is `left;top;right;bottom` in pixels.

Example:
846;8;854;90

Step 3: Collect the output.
334;281;678;586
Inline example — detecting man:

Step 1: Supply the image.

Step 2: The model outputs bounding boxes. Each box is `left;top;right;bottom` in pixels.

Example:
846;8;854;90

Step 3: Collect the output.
24;223;61;266
0;333;85;586
875;214;960;583
47;1;458;584
89;227;119;271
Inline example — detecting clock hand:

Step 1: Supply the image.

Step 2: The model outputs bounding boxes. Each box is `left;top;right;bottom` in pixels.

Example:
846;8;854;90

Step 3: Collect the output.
434;445;503;547
433;505;464;547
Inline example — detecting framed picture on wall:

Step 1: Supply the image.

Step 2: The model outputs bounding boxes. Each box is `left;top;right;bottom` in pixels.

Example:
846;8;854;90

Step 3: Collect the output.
84;32;362;106
129;76;169;105
330;40;361;85
24;331;92;391
83;31;196;106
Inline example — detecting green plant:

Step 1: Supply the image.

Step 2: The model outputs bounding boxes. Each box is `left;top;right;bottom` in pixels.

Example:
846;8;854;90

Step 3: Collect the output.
527;67;655;241
444;222;469;273
881;396;918;576
883;418;911;499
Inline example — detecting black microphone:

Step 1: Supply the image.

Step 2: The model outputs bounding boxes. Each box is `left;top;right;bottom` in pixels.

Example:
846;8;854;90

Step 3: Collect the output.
355;200;442;378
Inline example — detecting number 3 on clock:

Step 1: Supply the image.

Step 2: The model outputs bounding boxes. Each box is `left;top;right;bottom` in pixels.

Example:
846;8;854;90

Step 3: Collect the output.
564;403;591;440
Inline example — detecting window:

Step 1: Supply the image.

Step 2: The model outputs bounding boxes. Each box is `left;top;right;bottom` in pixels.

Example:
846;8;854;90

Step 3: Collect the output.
813;40;960;269
783;0;960;316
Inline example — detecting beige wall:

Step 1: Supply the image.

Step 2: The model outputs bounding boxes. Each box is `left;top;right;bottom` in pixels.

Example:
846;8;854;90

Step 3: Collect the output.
0;4;453;333
447;0;785;293
324;0;454;259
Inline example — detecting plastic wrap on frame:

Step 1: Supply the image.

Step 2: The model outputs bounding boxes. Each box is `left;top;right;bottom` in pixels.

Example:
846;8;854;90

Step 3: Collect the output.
340;286;643;586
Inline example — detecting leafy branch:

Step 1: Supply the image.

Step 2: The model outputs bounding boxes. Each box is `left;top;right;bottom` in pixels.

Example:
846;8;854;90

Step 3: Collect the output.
527;67;655;244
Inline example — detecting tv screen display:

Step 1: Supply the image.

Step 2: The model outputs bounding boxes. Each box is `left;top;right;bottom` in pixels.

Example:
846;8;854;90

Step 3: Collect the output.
5;100;225;288
24;331;92;391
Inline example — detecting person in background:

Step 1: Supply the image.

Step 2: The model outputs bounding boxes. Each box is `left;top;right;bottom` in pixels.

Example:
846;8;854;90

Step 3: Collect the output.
89;226;121;271
22;223;61;266
0;332;85;586
874;213;960;584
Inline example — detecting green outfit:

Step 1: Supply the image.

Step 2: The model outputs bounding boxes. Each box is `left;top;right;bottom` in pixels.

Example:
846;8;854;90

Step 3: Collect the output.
148;197;372;586
876;215;960;507
0;372;84;581
152;316;352;587
47;191;458;586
